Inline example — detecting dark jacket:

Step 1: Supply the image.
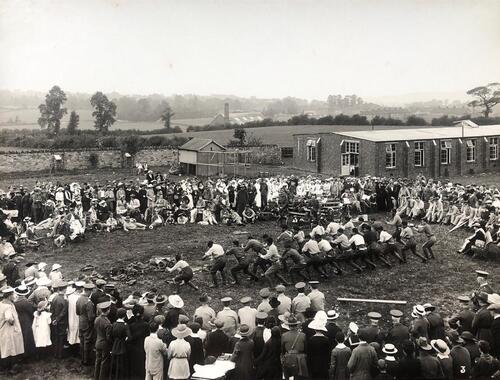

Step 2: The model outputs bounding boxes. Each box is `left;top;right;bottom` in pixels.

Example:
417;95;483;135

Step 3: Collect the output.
205;329;230;358
50;294;68;335
110;320;131;355
95;315;112;350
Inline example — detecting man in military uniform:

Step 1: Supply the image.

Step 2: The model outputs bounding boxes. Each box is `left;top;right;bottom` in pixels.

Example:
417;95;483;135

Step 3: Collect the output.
424;303;445;340
292;282;311;322
216;297;238;337
358;311;384;344
76;283;96;366
94;301;112;380
307;281;325;312
449;295;475;334
386;309;410;353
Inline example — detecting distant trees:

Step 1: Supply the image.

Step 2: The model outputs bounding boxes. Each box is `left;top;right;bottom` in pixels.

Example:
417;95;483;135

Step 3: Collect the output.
90;92;117;134
406;115;427;126
67;111;80;135
38;85;67;136
233;127;247;146
467;83;500;118
160;103;179;132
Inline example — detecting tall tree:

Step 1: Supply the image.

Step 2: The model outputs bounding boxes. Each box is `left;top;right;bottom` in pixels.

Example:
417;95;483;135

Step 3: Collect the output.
90;92;117;134
467;82;500;118
38;85;67;136
160;103;175;129
67;111;80;135
233;127;247;146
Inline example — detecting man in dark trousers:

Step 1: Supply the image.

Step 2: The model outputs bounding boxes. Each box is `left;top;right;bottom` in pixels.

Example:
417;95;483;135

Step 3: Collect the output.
487;303;500;358
449;295;475;334
253;312;267;359
76;283;96;366
50;280;69;359
385;309;410;353
94;301;112;380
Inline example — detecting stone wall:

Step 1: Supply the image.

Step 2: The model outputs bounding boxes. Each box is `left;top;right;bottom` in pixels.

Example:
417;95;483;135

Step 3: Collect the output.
0;147;176;173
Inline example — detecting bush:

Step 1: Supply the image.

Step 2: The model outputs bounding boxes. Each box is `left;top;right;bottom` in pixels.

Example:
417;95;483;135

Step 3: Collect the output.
88;152;99;168
146;135;167;146
100;136;118;148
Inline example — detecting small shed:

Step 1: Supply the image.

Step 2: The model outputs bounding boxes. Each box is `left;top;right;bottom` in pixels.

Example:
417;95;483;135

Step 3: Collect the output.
178;138;226;176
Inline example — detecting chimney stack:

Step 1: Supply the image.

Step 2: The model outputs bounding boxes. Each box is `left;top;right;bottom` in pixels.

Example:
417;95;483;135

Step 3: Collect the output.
224;103;230;125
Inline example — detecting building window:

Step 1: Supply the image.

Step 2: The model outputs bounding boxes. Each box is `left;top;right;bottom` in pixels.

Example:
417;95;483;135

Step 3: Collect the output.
466;139;476;162
414;141;425;167
489;137;498;160
306;139;316;162
281;147;293;158
385;143;396;168
440;140;451;164
343;141;360;154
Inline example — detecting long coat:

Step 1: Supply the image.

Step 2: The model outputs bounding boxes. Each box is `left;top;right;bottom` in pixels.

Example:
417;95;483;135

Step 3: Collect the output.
230;337;256;380
14;297;36;356
347;342;378;380
0;299;25;358
307;334;331;379
255;336;282;380
127;317;150;380
67;292;80;345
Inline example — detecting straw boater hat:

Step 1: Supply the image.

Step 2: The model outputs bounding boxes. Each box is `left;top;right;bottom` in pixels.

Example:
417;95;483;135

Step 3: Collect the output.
431;339;450;356
172;324;192;339
154;294;167;305
417;337;433;351
168;294;184;309
15;284;30;296
51;263;62;271
382;343;398;355
412;305;426;318
327;310;339;320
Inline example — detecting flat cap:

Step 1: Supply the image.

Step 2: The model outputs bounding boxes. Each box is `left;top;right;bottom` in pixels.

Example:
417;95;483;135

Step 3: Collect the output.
83;283;96;290
259;288;271;298
457;295;471;303
368;311;382;320
240;296;252;304
295;282;306;290
256;311;268;320
97;301;111;310
221;297;232;303
275;284;286;292
390;309;403;318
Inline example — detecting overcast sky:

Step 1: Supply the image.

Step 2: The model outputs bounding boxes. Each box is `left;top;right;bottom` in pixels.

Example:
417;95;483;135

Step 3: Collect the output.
1;0;499;101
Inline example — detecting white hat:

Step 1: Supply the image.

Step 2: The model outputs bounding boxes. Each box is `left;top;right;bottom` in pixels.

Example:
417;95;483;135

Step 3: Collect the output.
308;319;327;332
38;262;47;270
327;310;339;320
65;287;76;296
349;322;359;334
314;310;328;324
51;263;62;271
168;294;184;309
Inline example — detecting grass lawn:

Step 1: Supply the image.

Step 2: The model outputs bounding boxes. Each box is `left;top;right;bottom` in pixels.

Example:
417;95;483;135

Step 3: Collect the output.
6;208;500;378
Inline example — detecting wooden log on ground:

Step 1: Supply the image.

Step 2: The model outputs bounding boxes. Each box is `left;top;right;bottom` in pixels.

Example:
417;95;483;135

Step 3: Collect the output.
337;297;407;305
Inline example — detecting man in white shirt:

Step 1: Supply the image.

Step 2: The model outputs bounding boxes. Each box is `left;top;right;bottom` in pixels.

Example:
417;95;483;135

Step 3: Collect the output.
193;294;216;331
326;221;341;236
202;241;227;288
259;237;289;286
307;281;325;312
302;236;328;279
375;225;404;263
310;222;325;238
275;284;292;315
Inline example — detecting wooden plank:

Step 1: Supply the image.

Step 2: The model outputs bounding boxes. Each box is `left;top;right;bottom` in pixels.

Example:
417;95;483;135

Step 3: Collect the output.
337;297;407;305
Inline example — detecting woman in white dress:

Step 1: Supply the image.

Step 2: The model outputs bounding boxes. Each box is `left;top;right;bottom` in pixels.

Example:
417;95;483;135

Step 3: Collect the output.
254;181;262;209
66;287;80;347
168;324;192;380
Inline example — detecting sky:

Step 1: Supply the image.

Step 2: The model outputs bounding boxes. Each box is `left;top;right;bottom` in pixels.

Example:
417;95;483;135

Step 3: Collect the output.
1;0;499;102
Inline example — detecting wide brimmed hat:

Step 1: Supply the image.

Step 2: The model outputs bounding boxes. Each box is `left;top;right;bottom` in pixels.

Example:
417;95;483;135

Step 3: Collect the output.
412;305;426;317
240;296;252;304
431;339;450;356
168;294;184;308
349;322;359;334
51;263;62;271
172;324;192;339
327;310;339;320
460;331;475;342
423;303;435;312
37;300;48;311
308;319;327;332
199;294;212;303
238;324;251;337
285;315;300;326
15;284;30;296
65;287;76;296
38;262;47;270
382;343;398;355
154;294;167;305
417;337;433;351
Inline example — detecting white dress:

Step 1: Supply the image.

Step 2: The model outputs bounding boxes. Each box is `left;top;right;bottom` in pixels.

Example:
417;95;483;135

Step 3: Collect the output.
67;293;80;345
32;311;52;347
254;183;262;208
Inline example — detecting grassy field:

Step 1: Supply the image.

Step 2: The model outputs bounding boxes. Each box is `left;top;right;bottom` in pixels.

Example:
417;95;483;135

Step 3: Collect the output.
2;169;499;379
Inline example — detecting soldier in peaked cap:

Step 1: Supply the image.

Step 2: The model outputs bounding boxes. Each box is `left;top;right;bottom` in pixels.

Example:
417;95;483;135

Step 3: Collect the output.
449;295;475;334
358;311;384;344
292;282;311;322
257;288;272;313
50;279;69;359
94;301;112;380
386;309;410;353
307;280;325;312
217;297;238;337
76;283;96;365
253;311;268;358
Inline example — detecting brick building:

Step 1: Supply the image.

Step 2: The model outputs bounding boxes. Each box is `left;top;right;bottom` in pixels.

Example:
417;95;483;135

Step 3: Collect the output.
292;124;500;178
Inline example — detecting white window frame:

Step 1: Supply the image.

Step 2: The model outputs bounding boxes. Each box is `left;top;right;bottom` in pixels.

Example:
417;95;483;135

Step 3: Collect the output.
414;141;425;167
385;143;396;169
307;145;316;162
489;137;498;161
440;140;451;165
466;139;476;162
344;141;360;154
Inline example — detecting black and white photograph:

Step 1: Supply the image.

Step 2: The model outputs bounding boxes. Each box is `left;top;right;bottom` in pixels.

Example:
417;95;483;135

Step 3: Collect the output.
1;0;500;379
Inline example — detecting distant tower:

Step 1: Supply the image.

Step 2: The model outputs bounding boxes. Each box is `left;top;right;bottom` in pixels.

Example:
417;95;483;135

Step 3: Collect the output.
224;103;230;126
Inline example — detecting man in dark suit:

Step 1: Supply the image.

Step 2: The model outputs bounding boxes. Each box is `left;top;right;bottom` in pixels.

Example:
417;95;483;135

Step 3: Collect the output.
252;312;267;358
76;283;96;365
386;309;410;353
50;280;69;359
204;319;230;358
487;303;500;357
358;311;384;344
94;301;112;380
424;303;445;340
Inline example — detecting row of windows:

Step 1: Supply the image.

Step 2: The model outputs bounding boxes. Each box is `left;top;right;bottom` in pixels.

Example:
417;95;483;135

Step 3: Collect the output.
385;138;498;169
